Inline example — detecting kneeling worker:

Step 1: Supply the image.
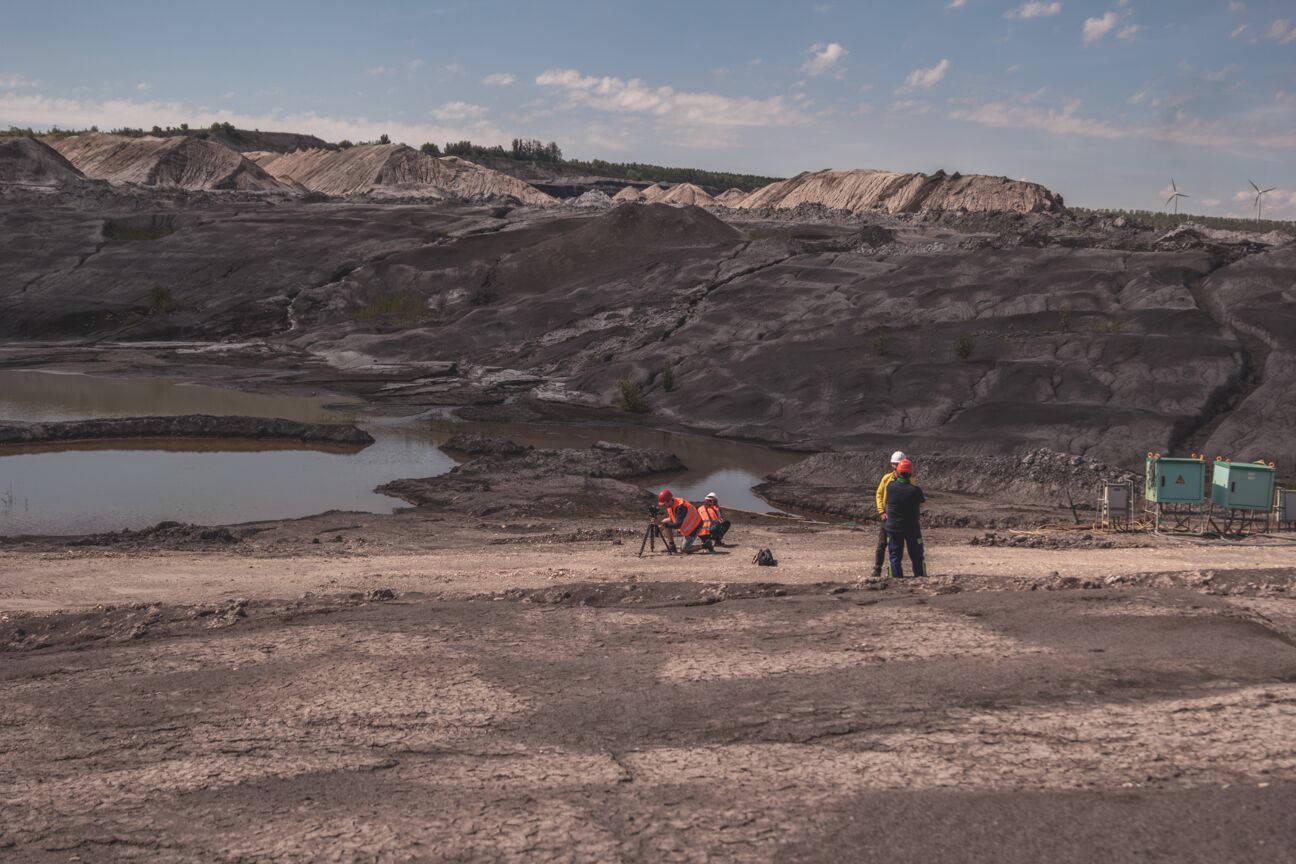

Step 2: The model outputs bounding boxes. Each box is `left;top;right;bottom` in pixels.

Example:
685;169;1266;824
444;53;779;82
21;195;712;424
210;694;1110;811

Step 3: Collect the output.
657;489;713;553
698;492;734;547
884;459;926;579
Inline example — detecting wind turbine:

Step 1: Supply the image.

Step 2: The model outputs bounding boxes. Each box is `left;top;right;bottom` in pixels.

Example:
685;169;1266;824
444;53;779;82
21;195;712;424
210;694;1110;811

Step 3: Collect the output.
1164;177;1189;215
1249;179;1276;221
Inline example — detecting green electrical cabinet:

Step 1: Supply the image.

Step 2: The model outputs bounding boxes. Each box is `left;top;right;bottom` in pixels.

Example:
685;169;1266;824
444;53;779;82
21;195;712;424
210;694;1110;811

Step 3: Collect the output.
1144;456;1206;504
1211;461;1276;511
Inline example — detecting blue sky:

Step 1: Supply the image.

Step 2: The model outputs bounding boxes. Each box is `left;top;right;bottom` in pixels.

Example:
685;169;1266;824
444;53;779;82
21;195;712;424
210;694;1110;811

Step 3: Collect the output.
2;0;1294;216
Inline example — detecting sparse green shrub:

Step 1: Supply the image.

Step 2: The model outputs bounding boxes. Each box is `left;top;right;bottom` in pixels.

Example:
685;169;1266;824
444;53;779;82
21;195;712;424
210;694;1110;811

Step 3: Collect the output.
1090;317;1127;335
952;333;977;361
338;139;354;149
1059;308;1072;333
873;329;891;356
352;289;428;324
419;142;441;156
378;133;391;145
617;378;649;413
147;286;178;315
661;360;676;392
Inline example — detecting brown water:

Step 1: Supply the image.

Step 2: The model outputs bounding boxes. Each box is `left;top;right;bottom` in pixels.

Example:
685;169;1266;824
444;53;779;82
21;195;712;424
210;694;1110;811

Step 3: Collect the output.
0;371;801;535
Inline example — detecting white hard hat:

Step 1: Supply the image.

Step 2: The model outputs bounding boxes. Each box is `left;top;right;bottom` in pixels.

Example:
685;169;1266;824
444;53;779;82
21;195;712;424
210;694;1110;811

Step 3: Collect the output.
704;492;718;500
890;451;907;464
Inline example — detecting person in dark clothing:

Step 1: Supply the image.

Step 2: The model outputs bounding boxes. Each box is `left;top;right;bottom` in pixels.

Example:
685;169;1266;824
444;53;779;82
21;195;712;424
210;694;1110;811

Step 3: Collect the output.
872;450;907;579
883;459;926;579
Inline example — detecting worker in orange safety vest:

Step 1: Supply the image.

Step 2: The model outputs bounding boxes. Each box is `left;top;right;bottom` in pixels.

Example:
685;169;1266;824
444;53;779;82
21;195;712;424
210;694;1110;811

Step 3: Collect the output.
657;489;713;554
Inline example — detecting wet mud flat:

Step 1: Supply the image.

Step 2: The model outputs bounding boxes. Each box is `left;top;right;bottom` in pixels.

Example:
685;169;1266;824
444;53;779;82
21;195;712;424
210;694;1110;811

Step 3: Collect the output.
2;576;1294;862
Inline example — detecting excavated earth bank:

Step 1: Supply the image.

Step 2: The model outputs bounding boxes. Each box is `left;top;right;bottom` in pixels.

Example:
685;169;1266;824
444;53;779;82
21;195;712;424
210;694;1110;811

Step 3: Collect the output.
0;415;374;446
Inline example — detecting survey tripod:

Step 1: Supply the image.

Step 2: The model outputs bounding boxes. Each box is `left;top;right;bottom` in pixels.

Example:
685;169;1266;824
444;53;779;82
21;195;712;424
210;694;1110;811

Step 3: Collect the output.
638;508;677;557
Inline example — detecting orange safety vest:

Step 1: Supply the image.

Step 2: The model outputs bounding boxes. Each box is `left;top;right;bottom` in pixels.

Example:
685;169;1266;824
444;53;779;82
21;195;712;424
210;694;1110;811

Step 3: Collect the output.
698;502;723;530
669;497;703;537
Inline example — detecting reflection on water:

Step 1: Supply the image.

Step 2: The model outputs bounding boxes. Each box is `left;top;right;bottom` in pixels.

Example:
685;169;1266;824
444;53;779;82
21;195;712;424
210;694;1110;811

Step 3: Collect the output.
0;370;801;535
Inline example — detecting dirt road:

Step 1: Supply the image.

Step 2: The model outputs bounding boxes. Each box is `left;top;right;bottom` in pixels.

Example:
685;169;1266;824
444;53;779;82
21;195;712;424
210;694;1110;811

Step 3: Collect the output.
2;515;1294;861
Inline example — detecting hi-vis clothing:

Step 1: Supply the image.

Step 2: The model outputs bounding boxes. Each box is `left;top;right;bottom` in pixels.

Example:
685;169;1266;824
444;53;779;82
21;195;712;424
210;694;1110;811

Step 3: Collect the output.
698;502;724;532
875;470;897;516
665;497;704;537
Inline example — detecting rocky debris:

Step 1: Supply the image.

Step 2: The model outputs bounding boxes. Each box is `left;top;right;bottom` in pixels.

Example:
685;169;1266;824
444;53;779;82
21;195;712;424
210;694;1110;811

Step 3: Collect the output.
60;521;243;550
570;188;613;208
488;580;807;607
378;439;683;518
737;168;1065;214
440;432;533;456
757;449;1137;524
0;415;374;446
257;145;554;203
0;136;86;185
51;133;285;191
967;530;1149;549
713;187;749;207
612;184;644;202
655;182;717;206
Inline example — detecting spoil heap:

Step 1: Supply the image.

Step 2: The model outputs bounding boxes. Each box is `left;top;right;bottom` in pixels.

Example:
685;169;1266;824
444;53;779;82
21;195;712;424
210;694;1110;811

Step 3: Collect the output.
257;144;553;203
656;182;716;206
0;136;85;185
738;168;1065;214
641;183;670;203
51;133;284;191
714;188;749;207
612;185;644;203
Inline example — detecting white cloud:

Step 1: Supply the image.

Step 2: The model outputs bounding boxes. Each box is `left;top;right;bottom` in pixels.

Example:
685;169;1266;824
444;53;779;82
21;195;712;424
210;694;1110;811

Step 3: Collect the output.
1118;24;1140;41
534;67;805;129
221;91;236;100
1199;198;1221;207
482;72;516;86
801;42;848;77
896;58;950;93
1228;1;1245;11
891;100;933;116
0;90;508;149
951;98;1296;150
1230;23;1247;39
1264;19;1296;45
1;74;40;90
431;101;487;121
135;82;151;92
947;0;967;8
1006;2;1062;19
1083;12;1119;44
1203;65;1235;81
812;3;831;12
365;65;390;77
443;63;464;74
407;59;425;71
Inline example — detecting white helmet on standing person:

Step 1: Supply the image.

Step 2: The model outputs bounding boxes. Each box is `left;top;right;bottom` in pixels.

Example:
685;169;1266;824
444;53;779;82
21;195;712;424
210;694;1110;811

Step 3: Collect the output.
890;450;907;465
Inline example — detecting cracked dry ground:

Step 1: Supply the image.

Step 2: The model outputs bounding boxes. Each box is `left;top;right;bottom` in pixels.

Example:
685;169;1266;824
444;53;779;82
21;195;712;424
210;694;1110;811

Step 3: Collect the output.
3;580;1295;862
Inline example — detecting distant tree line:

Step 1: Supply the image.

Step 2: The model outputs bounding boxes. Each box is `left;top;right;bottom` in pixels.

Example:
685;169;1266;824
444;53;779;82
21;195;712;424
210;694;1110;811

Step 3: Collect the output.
1071;207;1294;235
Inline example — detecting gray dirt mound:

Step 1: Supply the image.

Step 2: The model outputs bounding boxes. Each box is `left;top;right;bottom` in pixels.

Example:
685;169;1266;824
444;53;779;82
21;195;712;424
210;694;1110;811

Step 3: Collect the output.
441;432;533;455
563;202;741;253
378;440;684;518
0;415;374;446
739;168;1065;215
0;136;85;185
757;448;1136;523
68;521;241;550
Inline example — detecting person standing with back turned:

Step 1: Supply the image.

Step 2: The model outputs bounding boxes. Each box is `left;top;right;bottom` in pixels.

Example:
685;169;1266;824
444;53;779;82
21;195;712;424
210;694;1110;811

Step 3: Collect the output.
871;451;907;580
884;459;926;579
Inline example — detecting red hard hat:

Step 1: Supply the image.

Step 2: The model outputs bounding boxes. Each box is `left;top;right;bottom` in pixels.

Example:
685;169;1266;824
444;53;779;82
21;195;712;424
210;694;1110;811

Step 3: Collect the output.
658;489;673;504
896;459;913;476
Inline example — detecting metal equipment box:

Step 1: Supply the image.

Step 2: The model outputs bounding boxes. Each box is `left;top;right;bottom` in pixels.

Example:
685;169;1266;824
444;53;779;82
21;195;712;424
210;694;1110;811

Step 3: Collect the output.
1144;456;1206;504
1211;461;1276;511
1279;489;1296;524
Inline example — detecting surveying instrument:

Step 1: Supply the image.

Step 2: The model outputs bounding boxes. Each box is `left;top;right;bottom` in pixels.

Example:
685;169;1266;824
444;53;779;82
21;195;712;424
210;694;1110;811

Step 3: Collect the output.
638;504;677;557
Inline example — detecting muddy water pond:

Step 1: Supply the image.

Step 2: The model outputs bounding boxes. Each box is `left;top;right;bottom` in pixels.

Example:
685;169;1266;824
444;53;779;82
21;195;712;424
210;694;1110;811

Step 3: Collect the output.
0;371;800;535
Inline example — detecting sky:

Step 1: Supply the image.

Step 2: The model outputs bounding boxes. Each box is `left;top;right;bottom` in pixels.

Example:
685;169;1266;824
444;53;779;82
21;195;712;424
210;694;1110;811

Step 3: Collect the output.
2;0;1294;217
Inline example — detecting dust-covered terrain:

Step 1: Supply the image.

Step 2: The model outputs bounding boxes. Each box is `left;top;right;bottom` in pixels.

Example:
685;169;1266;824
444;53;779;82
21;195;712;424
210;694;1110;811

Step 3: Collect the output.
3;132;1296;861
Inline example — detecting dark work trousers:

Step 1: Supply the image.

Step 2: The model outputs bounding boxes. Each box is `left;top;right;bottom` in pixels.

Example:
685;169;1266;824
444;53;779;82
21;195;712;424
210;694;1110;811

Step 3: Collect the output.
886;529;925;579
710;519;731;543
873;522;888;573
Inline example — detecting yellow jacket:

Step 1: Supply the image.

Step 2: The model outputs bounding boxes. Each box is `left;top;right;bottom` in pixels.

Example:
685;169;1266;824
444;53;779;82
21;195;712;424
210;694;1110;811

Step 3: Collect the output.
875;470;896;516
